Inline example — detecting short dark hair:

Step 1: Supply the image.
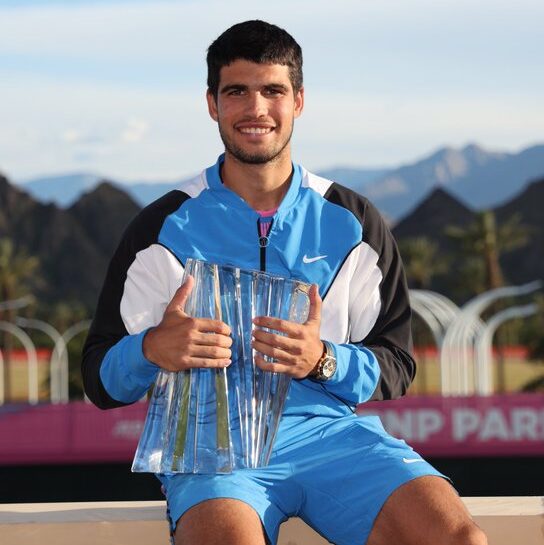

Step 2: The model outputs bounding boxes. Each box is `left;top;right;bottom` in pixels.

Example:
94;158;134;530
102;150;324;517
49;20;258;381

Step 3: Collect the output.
206;20;303;97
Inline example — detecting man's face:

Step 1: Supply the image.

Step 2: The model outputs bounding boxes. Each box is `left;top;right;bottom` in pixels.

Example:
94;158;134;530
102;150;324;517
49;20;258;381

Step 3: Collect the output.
207;60;304;165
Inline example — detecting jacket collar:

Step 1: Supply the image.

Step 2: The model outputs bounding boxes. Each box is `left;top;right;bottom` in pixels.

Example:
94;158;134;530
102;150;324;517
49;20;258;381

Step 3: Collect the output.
205;154;303;217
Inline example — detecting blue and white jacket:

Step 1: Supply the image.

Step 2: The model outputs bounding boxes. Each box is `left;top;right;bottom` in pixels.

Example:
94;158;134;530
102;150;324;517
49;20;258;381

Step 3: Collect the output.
82;155;415;418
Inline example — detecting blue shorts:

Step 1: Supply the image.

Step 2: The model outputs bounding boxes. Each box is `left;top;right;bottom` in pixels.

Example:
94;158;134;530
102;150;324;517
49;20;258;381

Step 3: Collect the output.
158;413;448;545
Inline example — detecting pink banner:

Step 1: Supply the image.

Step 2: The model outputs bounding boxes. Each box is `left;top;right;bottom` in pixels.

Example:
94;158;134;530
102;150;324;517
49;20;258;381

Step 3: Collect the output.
0;394;543;465
0;402;148;465
359;393;544;456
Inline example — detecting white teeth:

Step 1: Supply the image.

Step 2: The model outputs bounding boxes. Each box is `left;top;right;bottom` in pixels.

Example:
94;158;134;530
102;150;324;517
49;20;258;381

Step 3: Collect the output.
239;127;272;134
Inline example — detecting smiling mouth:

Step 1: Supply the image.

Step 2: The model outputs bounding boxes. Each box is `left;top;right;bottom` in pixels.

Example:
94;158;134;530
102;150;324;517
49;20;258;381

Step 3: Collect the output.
237;126;274;135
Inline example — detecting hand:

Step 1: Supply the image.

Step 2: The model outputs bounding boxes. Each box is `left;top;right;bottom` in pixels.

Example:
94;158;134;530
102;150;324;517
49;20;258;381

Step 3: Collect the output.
143;275;233;372
251;284;323;379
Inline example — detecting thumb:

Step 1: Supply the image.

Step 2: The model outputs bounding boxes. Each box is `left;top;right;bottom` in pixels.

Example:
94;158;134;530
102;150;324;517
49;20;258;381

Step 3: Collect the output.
305;284;322;324
166;275;194;314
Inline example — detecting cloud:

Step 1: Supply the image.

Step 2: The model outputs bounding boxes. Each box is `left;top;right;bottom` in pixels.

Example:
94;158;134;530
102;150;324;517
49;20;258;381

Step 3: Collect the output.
61;129;81;144
2;0;542;79
296;90;544;168
0;76;219;180
61;128;106;145
121;119;149;143
2;72;542;181
1;0;543;179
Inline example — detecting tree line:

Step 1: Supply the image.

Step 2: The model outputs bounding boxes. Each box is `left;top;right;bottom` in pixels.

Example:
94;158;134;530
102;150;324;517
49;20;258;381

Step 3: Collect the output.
0;208;542;401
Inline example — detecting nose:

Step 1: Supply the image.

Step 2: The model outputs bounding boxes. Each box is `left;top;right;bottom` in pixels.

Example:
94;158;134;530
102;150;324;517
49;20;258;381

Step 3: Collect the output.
246;91;267;118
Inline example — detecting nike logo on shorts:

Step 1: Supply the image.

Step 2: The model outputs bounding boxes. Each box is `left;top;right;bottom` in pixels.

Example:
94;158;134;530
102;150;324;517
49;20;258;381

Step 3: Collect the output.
303;254;327;264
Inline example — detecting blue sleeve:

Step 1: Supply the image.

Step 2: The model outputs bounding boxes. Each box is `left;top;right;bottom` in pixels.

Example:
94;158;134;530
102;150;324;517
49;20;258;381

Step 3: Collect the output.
99;329;159;404
319;342;381;405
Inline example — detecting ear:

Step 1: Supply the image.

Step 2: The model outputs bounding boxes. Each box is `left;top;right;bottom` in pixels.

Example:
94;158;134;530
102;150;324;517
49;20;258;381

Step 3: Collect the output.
294;86;304;119
206;89;219;122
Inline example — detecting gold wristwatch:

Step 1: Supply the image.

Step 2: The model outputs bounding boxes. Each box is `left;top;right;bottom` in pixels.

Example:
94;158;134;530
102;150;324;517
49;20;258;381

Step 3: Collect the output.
311;341;337;381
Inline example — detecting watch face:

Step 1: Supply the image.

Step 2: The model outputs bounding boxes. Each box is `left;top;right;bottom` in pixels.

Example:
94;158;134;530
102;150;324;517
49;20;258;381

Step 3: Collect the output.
321;357;336;379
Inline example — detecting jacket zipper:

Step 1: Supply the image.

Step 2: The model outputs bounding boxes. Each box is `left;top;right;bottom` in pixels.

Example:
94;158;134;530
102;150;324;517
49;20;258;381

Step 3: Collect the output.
256;217;274;272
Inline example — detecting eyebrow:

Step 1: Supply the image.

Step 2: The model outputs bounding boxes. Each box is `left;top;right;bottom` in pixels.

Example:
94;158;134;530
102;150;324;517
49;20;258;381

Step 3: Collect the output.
219;83;290;94
220;84;247;94
265;83;290;93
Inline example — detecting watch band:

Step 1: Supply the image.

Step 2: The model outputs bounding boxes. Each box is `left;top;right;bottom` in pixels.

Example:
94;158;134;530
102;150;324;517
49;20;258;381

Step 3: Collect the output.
312;340;337;381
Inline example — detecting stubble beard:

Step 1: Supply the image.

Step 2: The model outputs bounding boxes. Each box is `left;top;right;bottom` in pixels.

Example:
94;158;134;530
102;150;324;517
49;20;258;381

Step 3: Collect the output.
218;122;294;165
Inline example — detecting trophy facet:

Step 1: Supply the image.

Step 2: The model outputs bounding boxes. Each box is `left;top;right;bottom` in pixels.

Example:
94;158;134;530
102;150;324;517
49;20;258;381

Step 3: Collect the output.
132;259;311;474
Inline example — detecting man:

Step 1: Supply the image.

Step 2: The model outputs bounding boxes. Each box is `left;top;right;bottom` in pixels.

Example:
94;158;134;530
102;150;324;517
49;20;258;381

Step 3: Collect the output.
82;20;487;545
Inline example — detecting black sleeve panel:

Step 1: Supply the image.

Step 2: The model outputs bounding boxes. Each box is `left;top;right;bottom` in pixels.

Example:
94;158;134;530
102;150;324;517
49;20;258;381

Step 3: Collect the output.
323;183;416;400
81;190;190;409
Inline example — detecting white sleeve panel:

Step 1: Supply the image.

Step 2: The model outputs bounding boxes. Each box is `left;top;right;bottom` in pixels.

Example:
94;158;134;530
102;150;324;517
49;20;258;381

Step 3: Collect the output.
348;242;383;342
179;172;209;197
302;169;334;195
320;250;355;344
120;244;185;335
321;242;382;345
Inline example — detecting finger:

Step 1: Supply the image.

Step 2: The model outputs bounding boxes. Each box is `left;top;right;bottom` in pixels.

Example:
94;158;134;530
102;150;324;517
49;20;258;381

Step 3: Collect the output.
251;340;296;364
192;331;233;348
193;318;232;336
254;354;296;375
187;344;232;360
305;284;322;324
166;275;194;313
180;356;232;369
252;316;300;336
252;329;300;354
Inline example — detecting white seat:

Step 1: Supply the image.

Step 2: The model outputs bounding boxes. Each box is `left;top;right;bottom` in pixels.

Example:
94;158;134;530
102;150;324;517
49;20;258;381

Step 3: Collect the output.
0;498;542;545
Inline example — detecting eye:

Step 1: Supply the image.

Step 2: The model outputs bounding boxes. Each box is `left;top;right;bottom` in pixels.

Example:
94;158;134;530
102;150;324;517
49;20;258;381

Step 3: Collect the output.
224;87;246;97
266;88;282;96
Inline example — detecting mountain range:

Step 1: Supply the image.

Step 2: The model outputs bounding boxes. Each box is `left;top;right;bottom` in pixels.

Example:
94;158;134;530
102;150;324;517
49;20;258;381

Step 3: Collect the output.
18;143;544;222
367;143;544;219
0;175;140;310
1;166;542;313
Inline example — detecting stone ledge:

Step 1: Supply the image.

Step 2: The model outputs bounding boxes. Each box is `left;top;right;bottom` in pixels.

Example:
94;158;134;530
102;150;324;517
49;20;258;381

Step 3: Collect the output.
0;498;542;545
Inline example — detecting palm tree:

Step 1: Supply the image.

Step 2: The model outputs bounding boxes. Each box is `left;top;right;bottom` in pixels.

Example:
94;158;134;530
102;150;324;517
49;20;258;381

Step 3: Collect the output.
398;237;445;289
0;238;40;401
445;211;528;293
446;211;530;392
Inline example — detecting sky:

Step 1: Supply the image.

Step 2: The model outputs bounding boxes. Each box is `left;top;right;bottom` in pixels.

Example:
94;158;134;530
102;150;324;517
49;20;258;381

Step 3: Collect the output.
1;0;543;182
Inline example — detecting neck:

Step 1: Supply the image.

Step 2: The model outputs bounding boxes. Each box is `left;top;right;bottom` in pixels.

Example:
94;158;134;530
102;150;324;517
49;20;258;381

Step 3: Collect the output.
220;152;294;210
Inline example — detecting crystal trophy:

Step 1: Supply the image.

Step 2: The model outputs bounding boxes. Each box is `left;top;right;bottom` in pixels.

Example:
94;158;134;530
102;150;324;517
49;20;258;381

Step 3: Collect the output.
132;259;311;474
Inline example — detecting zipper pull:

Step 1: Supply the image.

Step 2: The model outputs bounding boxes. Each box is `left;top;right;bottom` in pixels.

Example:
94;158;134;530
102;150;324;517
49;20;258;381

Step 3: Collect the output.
257;217;273;271
257;217;273;247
